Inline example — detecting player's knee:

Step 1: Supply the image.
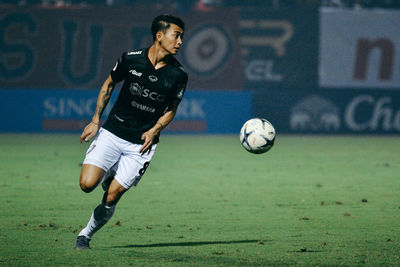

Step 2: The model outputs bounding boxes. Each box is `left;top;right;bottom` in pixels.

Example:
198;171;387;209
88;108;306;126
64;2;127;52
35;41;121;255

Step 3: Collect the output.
79;175;96;193
80;182;94;193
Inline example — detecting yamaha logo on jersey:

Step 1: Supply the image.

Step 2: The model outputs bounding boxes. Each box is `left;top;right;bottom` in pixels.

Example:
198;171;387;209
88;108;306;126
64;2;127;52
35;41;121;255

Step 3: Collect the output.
149;75;158;82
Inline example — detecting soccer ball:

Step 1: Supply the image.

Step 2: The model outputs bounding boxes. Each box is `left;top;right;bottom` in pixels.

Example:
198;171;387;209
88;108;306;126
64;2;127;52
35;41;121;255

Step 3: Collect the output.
240;118;276;154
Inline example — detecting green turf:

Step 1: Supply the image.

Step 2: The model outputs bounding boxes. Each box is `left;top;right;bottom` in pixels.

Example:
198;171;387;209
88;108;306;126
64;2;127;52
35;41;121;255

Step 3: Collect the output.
0;134;399;266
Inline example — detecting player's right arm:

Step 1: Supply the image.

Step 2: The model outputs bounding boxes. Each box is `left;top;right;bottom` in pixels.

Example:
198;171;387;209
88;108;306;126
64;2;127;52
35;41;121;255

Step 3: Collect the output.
80;75;116;143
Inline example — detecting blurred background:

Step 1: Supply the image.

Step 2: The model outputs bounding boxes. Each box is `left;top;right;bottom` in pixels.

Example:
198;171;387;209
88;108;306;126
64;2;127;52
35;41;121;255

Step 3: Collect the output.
1;0;399;135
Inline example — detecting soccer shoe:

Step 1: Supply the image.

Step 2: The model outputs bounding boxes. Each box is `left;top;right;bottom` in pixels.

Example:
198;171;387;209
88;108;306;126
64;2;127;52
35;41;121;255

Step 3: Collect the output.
74;235;90;250
101;170;115;191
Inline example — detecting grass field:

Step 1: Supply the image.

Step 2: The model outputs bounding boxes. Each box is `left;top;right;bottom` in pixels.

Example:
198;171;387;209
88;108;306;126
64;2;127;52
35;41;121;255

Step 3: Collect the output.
0;134;399;266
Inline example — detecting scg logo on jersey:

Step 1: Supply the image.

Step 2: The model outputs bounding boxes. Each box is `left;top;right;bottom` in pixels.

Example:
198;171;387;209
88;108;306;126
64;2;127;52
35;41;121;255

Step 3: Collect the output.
129;83;165;102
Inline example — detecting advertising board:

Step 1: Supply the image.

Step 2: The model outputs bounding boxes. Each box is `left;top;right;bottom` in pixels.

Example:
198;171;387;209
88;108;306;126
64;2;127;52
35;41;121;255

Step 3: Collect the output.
253;87;400;134
0;89;251;134
0;7;243;90
320;8;400;88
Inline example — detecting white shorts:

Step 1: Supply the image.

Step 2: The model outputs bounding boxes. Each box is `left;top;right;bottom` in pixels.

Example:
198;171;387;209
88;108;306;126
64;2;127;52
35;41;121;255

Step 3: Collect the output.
83;128;157;189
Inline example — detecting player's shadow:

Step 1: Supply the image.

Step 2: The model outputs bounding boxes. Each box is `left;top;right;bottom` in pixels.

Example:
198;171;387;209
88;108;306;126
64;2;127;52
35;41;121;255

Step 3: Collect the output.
112;239;263;248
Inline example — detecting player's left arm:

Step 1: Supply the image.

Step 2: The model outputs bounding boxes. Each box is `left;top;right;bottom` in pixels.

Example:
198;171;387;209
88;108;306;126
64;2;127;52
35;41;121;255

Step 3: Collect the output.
140;104;178;153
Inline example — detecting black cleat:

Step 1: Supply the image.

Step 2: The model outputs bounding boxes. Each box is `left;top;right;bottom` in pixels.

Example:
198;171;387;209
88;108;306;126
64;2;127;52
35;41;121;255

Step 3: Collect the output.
74;235;90;250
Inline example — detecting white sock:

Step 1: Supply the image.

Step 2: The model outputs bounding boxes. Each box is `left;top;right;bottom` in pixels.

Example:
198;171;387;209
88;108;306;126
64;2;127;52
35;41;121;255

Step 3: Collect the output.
79;203;116;239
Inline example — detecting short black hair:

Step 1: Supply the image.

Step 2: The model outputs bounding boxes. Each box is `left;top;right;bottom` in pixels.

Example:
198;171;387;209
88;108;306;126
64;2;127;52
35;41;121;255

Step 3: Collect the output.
151;14;185;41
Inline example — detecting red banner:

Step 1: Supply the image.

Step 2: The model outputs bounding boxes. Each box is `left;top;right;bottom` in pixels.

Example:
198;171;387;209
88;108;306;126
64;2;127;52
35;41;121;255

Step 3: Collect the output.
0;7;243;90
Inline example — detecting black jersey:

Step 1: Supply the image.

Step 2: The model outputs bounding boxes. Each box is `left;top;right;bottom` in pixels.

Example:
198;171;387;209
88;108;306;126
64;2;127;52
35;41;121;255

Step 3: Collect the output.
102;48;188;144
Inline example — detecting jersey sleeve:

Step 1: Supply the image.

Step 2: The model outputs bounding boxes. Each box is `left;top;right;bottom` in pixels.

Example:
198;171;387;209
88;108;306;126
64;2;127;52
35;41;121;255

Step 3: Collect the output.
171;71;188;107
110;52;128;83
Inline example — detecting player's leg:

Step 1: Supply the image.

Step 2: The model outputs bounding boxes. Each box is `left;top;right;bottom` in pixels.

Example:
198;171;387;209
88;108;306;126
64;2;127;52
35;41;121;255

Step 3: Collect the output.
75;129;121;249
80;162;118;193
75;177;127;250
75;143;157;249
76;181;125;235
79;128;121;193
75;200;115;249
79;144;156;241
79;164;105;193
104;178;128;206
101;163;118;192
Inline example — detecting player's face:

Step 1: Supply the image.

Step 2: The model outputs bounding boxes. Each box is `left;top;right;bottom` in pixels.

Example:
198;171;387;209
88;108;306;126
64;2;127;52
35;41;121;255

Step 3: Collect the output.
158;24;184;55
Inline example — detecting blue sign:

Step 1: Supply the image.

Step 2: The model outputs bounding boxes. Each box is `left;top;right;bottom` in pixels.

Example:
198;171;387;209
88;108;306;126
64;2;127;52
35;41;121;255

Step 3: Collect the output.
0;89;252;134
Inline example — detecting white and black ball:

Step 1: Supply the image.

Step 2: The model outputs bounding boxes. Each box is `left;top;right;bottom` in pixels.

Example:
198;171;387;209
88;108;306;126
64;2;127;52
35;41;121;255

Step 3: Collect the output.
240;118;276;154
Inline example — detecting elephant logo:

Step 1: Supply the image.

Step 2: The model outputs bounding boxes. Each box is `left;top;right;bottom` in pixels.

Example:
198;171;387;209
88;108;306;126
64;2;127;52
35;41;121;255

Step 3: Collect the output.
290;95;340;131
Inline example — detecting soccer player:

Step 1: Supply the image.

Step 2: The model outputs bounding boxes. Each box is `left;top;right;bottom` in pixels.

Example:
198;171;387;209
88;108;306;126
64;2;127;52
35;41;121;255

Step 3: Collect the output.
74;14;187;249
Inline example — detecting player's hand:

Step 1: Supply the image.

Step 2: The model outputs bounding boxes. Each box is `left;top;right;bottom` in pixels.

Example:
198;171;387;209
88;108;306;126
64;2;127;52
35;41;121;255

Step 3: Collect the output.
140;130;155;154
80;122;99;143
